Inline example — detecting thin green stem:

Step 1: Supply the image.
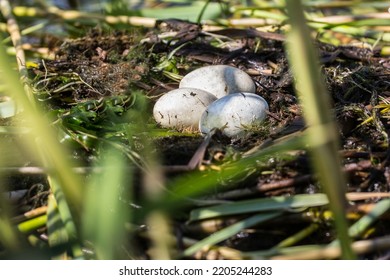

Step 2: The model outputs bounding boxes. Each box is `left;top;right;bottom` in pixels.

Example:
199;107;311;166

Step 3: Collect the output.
284;0;355;259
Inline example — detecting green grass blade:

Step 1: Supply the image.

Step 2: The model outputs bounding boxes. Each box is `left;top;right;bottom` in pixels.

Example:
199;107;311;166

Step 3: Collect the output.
329;198;390;247
189;193;329;221
348;199;390;238
284;0;355;259
0;41;84;219
141;1;221;21
46;194;83;259
82;148;130;259
47;194;68;247
273;223;320;249
17;215;47;234
184;212;281;256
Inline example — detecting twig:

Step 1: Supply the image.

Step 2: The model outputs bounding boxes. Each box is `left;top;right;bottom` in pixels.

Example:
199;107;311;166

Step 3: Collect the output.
0;0;35;105
308;12;390;24
13;5;156;27
0;0;25;74
11;206;48;224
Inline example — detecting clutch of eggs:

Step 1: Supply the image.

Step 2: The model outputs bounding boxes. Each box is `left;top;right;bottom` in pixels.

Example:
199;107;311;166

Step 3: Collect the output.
153;65;268;138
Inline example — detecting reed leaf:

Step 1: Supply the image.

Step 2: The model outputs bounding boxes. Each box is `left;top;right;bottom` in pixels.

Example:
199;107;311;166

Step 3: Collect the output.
82;148;130;259
284;0;355;259
189;193;329;221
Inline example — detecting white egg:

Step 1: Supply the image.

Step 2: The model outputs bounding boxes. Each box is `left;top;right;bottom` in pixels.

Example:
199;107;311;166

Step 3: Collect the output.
153;88;217;130
179;65;256;99
199;92;269;138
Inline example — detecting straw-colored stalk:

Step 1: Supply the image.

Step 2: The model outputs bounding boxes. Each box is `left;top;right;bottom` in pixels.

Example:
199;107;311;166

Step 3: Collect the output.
0;0;83;243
